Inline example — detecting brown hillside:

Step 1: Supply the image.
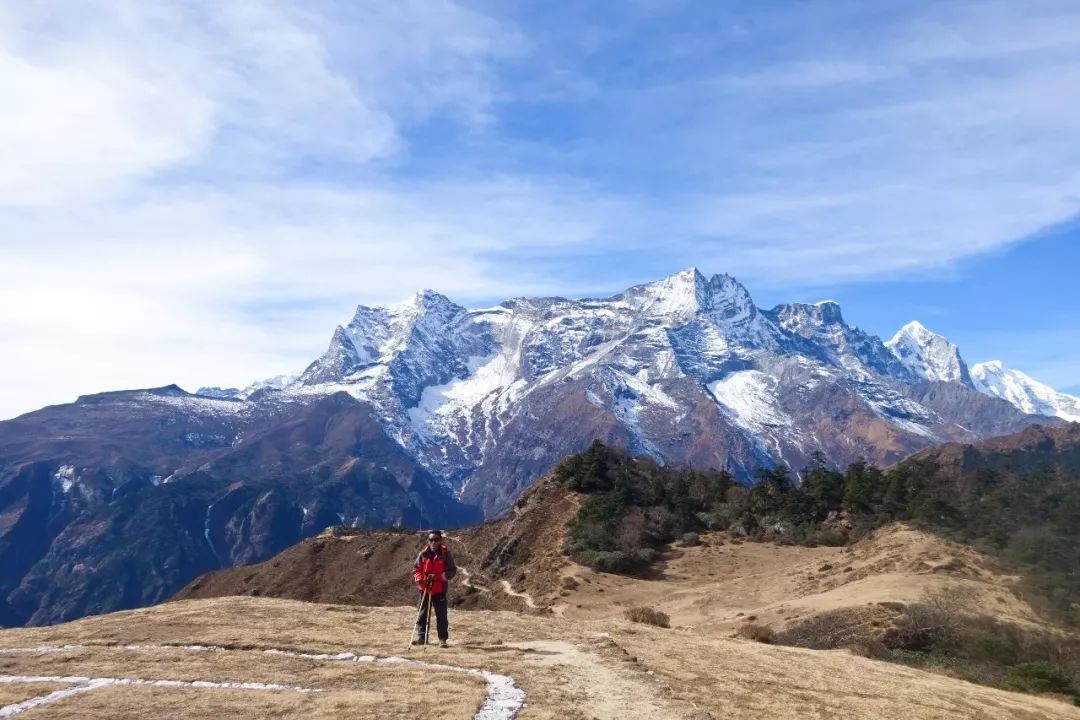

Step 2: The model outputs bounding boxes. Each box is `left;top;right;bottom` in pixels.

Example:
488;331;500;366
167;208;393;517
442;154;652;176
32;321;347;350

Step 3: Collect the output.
547;523;1044;634
175;469;1046;638
174;471;581;613
909;421;1080;470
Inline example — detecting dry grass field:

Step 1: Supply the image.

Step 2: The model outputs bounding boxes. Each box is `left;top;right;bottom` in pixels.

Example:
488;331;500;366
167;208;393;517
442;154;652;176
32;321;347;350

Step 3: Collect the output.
2;589;1078;719
548;524;1044;633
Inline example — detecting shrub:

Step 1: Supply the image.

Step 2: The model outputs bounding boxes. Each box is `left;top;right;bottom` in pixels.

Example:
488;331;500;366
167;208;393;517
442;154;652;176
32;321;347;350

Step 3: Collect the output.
679;532;701;547
887;586;973;653
736;622;775;644
889;603;959;652
778;608;886;652
696;509;729;531
866;589;1080;702
1006;661;1075;695
573;548;657;574
805;528;848;547
624;606;670;628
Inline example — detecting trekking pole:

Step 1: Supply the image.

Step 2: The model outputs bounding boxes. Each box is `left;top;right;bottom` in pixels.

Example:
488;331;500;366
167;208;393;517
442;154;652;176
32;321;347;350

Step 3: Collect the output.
423;575;435;648
407;588;429;652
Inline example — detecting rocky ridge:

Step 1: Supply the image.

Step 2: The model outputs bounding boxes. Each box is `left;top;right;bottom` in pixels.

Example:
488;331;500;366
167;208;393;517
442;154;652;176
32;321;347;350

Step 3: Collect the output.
243;268;1061;514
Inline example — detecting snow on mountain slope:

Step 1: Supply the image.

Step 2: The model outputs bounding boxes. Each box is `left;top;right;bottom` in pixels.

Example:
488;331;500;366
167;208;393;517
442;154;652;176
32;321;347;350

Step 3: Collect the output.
239;372;300;399
886;321;973;386
971;361;1080;422
708;370;792;434
221;268;1056;509
770;301;914;381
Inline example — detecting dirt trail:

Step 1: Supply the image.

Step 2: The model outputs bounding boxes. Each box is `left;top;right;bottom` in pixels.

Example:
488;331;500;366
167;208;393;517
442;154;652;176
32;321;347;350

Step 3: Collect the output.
505;638;702;720
446;534;543;609
458;566;492;595
498;581;543;610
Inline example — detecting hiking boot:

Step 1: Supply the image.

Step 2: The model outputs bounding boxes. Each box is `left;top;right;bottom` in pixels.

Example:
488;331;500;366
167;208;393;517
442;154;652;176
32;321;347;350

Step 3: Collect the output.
438;639;448;648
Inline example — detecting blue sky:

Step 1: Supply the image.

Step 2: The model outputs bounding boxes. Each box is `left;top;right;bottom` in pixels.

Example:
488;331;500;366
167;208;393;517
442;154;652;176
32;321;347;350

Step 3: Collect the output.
1;0;1079;418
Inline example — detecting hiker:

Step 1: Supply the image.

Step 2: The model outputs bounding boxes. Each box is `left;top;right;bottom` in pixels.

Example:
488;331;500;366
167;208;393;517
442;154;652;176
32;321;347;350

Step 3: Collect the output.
412;529;457;647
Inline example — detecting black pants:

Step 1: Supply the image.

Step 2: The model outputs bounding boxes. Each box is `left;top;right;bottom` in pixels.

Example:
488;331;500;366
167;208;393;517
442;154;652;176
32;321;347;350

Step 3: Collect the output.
416;590;448;641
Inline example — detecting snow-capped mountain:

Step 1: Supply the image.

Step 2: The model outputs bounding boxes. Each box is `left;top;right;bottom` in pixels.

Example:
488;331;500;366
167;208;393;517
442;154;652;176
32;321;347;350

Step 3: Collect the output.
240;267;1055;515
881;321;1079;423
971;361;1080;423
2;266;1068;627
885;321;973;386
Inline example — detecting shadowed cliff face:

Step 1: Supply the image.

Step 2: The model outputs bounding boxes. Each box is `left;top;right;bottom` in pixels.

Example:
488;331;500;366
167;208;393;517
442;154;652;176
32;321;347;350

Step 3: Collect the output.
0;388;479;627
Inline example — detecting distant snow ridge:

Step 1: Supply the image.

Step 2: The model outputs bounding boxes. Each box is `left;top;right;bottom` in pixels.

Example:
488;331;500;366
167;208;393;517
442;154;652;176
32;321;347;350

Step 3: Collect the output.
886;321;973;386
971;361;1080;422
194;387;241;400
206;267;1075;501
239;372;300;399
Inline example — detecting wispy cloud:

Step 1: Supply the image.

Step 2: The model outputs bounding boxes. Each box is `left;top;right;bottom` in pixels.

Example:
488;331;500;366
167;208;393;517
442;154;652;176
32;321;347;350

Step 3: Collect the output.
0;0;519;205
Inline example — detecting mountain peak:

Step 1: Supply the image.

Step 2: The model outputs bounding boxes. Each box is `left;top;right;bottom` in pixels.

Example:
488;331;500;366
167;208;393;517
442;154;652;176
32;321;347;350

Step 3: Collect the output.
652;266;708;295
886;321;972;386
411;288;452;306
898;320;932;336
971;361;1080;422
814;299;843;318
773;300;845;328
625;269;763;331
626;267;709;320
889;320;943;346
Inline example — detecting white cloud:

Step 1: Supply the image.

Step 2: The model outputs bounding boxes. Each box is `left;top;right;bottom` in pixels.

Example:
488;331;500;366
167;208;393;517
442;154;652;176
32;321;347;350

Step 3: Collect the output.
0;0;518;206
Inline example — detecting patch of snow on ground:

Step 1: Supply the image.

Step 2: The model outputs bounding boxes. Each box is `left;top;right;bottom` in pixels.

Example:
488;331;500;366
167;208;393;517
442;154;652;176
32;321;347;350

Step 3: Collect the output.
140;393;249;417
284;365;386;403
861;392;938;439
609;374;665;460
238;372;300;399
553;335;624;383
707;370;791;433
791;355;836;391
52;465;76;494
409;351;520;433
622;370;679;411
0;644;525;720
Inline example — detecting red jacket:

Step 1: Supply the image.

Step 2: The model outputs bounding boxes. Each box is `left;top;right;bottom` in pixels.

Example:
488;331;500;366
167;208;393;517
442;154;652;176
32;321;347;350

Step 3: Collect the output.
413;545;456;594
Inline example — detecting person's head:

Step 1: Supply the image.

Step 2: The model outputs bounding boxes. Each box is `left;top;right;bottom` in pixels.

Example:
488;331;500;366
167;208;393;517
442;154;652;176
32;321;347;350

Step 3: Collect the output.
426;530;443;547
